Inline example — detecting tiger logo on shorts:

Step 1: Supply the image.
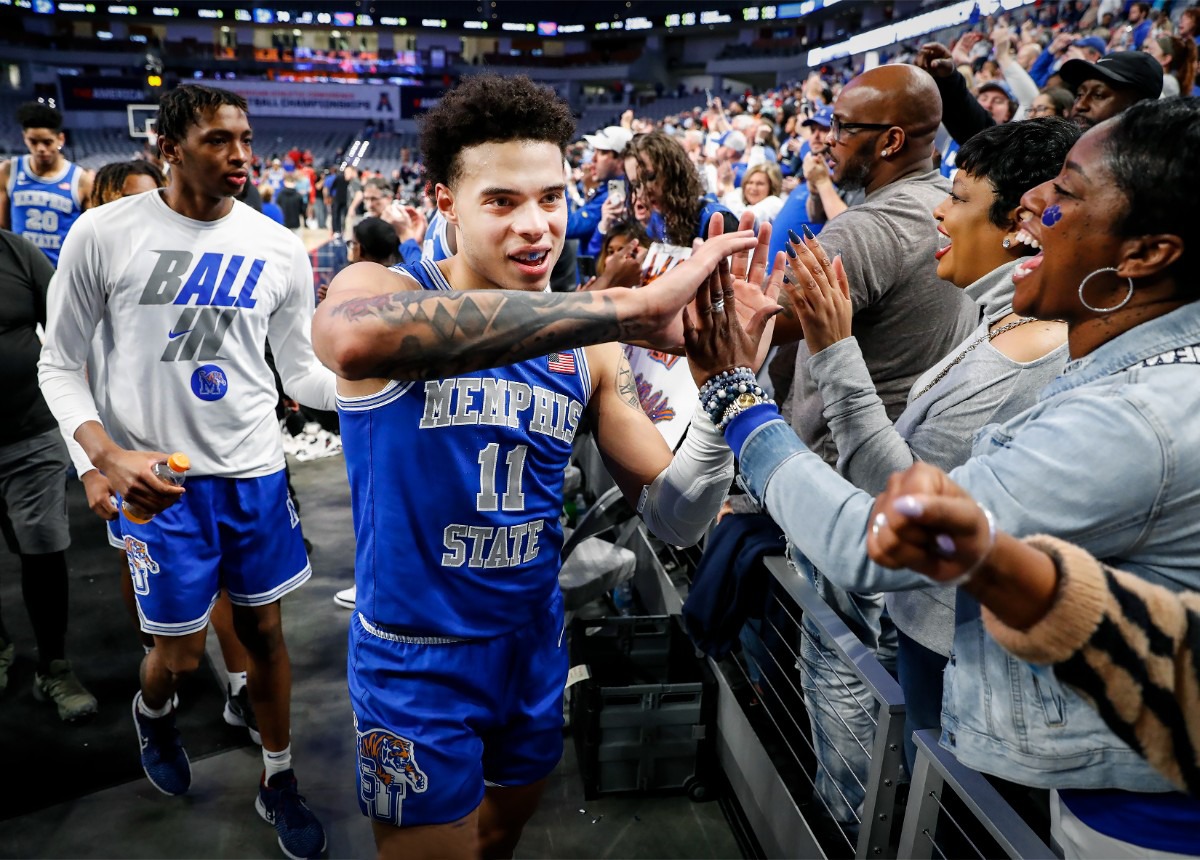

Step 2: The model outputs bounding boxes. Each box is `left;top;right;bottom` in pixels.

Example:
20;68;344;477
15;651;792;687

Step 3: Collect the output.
357;723;429;825
124;536;160;596
360;728;428;792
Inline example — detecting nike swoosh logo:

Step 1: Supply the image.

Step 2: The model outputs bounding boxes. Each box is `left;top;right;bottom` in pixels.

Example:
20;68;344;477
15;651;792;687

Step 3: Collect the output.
167;329;193;340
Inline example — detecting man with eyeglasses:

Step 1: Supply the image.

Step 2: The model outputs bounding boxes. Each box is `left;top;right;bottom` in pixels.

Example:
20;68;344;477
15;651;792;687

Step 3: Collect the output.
345;176;426;268
768;63;976;839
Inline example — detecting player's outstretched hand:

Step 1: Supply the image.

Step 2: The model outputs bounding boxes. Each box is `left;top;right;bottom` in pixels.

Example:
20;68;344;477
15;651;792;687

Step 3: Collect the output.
629;218;758;348
100;448;186;517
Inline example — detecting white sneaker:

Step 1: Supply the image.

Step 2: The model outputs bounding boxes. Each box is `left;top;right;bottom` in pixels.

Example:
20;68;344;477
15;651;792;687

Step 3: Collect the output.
333;585;355;610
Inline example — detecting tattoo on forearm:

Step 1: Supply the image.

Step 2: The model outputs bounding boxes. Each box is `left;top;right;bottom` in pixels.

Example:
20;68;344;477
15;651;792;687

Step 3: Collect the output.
328;290;637;380
616;355;642;412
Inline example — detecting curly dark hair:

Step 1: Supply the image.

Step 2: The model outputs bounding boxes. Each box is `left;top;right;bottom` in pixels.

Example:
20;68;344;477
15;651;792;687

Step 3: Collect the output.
1103;96;1200;285
419;75;576;190
90;160;164;207
625;131;705;246
16;102;63;132
955;116;1079;230
155;85;248;145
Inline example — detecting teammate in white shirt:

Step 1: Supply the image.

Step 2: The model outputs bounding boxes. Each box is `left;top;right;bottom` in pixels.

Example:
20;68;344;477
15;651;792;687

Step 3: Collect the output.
38;85;331;860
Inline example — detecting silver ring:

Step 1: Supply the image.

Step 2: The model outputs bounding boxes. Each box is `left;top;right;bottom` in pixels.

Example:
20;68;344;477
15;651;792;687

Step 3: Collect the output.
711;299;726;313
871;511;888;538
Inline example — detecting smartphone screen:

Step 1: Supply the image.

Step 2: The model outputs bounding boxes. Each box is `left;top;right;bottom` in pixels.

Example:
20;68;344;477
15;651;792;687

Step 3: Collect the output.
607;179;627;206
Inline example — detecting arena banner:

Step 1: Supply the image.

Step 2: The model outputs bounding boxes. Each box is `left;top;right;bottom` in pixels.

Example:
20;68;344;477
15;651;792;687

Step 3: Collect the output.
59;75;147;110
206;80;401;121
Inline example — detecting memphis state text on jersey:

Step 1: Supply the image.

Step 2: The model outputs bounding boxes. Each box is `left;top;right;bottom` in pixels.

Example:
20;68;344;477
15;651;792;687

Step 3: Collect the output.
418;377;584;570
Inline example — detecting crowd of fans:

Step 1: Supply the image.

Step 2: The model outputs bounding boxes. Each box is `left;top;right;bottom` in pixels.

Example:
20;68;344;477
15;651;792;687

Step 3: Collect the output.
3;1;1200;857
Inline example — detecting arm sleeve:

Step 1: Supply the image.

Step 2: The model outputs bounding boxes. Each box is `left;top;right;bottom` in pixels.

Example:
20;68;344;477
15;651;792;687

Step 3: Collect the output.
36;216;107;441
934;71;996;145
806;337;918;494
267;241;338;411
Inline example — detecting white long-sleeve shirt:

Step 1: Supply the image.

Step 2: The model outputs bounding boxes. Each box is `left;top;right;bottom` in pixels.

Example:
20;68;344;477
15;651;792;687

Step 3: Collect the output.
39;191;336;478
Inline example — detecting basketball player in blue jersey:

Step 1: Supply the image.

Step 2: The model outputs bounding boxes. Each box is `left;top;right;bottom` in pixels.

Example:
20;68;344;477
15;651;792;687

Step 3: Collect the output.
0;102;92;266
312;75;779;858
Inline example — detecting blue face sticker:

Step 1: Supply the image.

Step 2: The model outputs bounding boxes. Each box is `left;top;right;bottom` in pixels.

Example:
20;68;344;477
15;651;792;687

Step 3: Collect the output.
190;364;229;401
1042;204;1063;228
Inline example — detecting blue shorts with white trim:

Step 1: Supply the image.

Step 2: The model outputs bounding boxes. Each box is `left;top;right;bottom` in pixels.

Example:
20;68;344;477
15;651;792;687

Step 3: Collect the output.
348;590;567;828
118;470;309;637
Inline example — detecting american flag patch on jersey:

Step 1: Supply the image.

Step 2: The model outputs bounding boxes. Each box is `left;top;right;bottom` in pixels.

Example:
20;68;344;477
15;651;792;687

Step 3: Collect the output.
548;352;576;374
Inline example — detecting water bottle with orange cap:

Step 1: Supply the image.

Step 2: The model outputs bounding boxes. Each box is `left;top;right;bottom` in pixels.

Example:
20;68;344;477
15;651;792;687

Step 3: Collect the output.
121;452;190;524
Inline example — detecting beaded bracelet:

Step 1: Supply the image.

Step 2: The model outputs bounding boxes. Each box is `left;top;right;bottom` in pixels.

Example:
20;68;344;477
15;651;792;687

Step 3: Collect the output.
698;367;759;427
698;367;775;431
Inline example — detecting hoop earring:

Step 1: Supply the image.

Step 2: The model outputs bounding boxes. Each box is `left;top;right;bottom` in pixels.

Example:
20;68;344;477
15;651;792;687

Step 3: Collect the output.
1078;267;1134;313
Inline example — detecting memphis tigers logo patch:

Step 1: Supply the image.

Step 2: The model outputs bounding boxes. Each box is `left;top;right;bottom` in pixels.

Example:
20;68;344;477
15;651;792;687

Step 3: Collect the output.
123;536;160;596
356;720;428;825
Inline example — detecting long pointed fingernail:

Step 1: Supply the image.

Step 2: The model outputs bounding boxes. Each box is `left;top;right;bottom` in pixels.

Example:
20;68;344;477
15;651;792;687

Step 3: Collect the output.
935;534;957;557
785;244;797;258
787;229;801;244
893;495;924;516
803;224;816;241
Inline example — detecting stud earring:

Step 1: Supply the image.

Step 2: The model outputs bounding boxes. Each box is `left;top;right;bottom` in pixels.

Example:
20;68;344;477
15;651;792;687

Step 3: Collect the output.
881;149;890;157
1002;238;1012;249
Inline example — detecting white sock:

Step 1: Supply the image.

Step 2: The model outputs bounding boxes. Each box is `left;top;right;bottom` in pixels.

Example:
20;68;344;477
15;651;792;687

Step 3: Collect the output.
227;670;247;696
137;694;173;719
263;744;292;781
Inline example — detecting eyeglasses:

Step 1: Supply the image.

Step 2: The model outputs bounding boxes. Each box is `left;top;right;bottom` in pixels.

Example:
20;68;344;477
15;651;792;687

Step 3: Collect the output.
829;116;894;144
1025;105;1057;117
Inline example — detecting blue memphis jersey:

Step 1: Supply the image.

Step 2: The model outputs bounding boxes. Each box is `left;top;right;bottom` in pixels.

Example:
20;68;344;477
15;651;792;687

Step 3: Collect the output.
7;156;84;265
338;259;591;638
421;211;452;261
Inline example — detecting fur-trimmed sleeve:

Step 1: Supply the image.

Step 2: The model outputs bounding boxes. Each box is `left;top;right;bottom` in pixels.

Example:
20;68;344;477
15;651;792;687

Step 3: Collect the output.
984;535;1200;795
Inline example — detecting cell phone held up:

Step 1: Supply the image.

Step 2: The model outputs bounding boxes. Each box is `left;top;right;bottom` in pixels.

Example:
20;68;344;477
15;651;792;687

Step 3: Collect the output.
607;179;627;207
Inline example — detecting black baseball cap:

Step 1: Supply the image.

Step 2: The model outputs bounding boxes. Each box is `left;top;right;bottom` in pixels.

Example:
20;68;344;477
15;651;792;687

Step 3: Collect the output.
1059;51;1164;101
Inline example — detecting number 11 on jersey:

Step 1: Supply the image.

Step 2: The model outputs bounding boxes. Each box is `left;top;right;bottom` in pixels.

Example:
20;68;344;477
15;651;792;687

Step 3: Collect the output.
477;443;528;512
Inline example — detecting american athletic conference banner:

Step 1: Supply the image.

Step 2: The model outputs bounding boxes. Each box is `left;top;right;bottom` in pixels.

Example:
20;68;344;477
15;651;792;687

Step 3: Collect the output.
207;80;401;122
624;242;701;450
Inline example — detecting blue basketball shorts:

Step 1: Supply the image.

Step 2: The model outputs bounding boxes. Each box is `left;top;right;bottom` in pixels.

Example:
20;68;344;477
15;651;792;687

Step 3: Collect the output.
348;590;568;828
118;470;310;637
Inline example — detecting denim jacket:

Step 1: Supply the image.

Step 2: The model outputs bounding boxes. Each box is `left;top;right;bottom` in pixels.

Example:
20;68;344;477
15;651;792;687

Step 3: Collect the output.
735;301;1200;790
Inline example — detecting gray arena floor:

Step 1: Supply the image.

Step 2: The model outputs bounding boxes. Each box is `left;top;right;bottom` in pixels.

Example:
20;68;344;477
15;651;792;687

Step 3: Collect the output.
0;454;741;859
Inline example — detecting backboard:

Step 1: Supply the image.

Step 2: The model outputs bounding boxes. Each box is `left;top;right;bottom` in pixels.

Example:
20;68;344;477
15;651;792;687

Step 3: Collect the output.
127;103;158;141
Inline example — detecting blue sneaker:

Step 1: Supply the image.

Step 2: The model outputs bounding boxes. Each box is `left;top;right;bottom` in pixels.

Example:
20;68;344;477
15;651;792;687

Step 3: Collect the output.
131;692;191;796
255;769;326;859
